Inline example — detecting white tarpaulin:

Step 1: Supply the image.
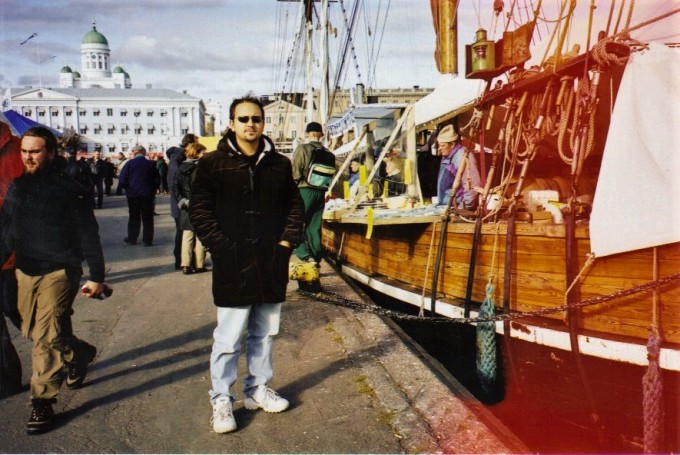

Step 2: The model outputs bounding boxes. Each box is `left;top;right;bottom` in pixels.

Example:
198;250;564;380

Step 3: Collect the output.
414;74;484;128
590;43;680;257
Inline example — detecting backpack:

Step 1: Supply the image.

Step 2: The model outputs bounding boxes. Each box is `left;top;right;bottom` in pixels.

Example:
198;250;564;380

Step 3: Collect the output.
306;147;336;190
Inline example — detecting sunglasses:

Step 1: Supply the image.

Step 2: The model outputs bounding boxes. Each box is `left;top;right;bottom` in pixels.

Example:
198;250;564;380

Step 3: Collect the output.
235;115;263;124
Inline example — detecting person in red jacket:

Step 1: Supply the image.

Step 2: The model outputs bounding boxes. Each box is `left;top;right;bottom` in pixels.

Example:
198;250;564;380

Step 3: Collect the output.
0;121;25;399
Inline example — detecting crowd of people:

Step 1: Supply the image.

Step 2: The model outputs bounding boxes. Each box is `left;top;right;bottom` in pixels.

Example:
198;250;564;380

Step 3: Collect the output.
0;93;481;437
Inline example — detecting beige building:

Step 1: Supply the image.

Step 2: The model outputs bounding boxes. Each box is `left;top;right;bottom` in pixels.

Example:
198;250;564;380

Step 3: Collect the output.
263;85;433;153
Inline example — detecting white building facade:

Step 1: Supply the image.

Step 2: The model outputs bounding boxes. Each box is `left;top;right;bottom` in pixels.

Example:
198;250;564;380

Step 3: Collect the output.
12;87;203;155
10;22;204;156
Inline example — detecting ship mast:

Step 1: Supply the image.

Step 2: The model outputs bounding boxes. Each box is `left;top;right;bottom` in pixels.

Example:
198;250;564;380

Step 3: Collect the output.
302;0;329;124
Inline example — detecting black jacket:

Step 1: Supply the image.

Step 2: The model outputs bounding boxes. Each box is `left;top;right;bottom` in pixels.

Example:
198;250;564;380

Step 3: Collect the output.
166;146;185;219
189;131;304;306
172;158;198;231
0;156;105;283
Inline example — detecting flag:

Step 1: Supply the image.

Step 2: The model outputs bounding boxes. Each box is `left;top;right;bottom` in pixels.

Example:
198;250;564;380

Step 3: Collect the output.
502;21;535;68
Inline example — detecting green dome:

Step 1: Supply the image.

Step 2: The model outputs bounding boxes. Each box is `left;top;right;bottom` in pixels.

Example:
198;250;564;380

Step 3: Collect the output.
61;66;73;73
82;25;108;45
113;66;124;73
73;71;81;78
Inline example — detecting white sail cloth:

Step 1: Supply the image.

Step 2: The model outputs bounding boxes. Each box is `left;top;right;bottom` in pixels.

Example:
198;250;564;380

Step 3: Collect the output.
590;43;680;257
414;74;484;128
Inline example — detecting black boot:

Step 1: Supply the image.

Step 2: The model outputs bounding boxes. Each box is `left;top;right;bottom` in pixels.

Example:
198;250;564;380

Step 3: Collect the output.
27;398;55;434
65;341;97;389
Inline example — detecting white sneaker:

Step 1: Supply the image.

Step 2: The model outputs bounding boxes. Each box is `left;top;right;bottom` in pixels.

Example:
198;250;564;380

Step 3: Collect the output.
211;397;237;433
244;385;289;413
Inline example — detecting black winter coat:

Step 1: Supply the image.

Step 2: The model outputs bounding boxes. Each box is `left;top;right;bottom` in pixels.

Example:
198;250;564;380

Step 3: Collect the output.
172;158;198;231
0;157;105;283
189;131;304;306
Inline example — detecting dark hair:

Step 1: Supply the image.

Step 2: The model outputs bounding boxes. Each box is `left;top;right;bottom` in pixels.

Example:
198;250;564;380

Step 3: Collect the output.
22;126;58;155
305;122;323;133
181;133;198;147
229;95;264;120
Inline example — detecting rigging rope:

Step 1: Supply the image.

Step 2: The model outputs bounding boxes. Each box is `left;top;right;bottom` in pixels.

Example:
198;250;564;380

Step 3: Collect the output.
420;221;439;318
642;247;664;454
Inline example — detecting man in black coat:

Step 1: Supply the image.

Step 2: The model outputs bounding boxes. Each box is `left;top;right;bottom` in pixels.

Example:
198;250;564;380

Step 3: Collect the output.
0;126;107;434
190;96;304;434
118;145;160;247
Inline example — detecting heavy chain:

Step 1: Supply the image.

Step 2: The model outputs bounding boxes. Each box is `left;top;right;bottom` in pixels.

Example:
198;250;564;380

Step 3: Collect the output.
299;272;680;324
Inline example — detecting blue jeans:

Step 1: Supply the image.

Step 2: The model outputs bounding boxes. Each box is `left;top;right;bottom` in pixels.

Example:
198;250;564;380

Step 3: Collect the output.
209;303;282;403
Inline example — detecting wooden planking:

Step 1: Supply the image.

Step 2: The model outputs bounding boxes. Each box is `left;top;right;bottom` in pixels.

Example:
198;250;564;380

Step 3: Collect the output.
323;222;680;344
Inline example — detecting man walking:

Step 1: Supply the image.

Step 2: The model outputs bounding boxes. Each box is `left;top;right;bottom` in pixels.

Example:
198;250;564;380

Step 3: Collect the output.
118;145;160;246
88;150;106;208
190;96;304;434
291;121;335;266
0;126;106;434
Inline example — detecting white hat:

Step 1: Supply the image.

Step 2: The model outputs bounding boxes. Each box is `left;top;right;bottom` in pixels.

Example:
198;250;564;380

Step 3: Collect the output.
437;124;459;143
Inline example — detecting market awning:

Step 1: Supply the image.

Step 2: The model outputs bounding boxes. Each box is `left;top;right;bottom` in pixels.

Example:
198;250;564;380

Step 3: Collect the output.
327;104;405;142
414;74;484;129
0;109;62;137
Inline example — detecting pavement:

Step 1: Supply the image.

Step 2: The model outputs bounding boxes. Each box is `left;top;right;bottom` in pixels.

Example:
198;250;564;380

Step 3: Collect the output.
0;194;527;454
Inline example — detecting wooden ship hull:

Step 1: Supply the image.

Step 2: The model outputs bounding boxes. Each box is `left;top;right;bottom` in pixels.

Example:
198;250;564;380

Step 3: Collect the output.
321;25;680;452
322;221;679;451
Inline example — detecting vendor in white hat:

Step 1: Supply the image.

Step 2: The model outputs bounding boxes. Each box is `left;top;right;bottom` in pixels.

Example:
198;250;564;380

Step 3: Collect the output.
435;124;481;210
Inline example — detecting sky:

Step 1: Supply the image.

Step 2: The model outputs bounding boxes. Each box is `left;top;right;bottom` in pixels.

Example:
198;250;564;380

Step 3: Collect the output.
0;0;677;113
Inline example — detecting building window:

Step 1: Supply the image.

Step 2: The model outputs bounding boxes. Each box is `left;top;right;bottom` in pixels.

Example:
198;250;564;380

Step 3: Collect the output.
38;110;46;117
93;109;100;117
266;116;271;124
94;125;102;134
65;110;72;116
23;109;32;116
135;126;142;134
160;110;167;117
278;115;284;124
79;109;86;116
107;108;113;116
181;127;188;135
80;126;88;134
147;109;154;117
107;144;116;153
147;125;155;134
51;110;59;117
107;125;115;134
291;130;297;138
120;109;128;117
